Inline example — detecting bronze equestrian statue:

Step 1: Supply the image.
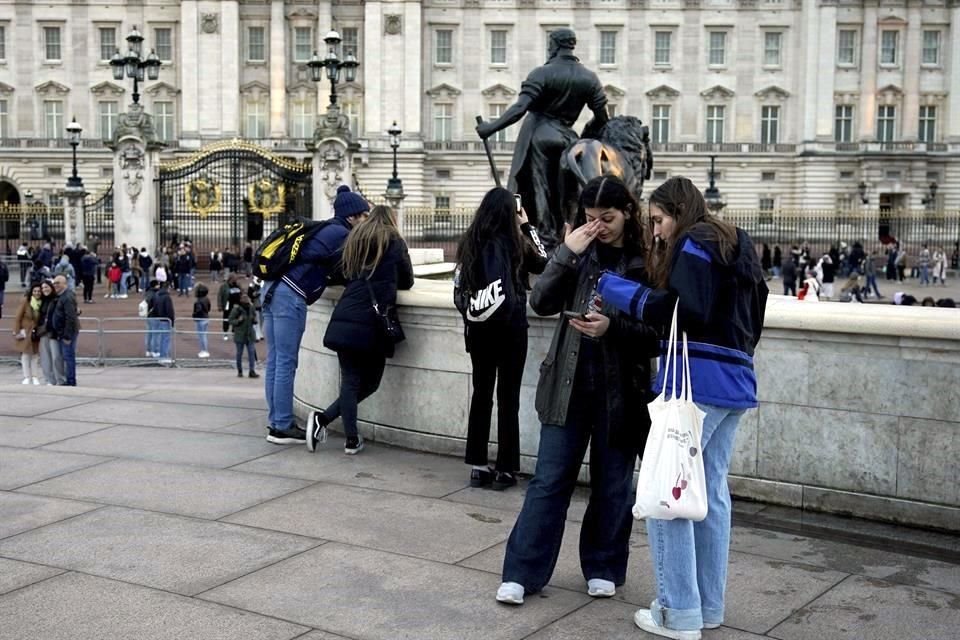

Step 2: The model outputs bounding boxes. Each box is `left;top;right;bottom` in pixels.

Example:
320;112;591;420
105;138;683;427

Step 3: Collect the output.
476;28;608;248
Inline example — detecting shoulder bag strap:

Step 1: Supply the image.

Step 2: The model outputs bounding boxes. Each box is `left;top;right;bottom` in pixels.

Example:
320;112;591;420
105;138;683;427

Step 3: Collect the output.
363;274;379;313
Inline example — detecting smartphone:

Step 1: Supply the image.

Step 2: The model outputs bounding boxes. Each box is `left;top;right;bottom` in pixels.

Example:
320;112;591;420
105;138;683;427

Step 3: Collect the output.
562;310;588;320
514;194;522;214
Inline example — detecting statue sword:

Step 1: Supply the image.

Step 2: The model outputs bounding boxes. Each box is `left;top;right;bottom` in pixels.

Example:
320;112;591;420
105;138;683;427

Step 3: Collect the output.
475;116;502;188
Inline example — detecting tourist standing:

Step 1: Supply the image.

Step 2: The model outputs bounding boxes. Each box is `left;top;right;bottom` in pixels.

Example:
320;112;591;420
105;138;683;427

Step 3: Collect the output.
310;204;414;455
12;285;43;385
80;249;97;303
262;184;362;445
0;258;7;319
229;293;259;378
454;187;547;489
35;281;60;385
193;283;211;358
17;242;32;287
780;254;797;296
50;275;79;386
597;176;767;639
495;176;657;605
863;251;883;299
932;248;947;286
919;244;931;286
149;279;175;363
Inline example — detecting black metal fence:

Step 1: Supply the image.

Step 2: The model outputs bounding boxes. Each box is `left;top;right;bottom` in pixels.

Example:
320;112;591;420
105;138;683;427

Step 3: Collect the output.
0;204;66;254
401;207;473;261
85;184;115;257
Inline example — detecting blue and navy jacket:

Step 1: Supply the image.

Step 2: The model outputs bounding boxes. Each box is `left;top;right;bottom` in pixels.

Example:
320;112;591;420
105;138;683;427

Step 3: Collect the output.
597;225;768;409
280;218;351;304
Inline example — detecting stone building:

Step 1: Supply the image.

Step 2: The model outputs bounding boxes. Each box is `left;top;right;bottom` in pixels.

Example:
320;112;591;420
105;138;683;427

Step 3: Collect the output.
0;0;957;216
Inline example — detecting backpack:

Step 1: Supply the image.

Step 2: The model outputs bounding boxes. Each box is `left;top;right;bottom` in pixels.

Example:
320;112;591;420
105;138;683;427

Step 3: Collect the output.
254;218;334;280
138;299;148;318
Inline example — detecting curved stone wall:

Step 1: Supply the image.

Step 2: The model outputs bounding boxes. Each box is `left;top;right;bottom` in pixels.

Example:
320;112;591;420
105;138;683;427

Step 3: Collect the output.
295;280;960;531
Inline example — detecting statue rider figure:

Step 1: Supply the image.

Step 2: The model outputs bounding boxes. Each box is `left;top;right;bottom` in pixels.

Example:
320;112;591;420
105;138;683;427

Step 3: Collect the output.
476;28;608;247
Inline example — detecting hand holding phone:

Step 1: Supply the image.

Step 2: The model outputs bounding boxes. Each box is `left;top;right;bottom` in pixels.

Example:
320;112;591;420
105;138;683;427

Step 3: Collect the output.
562;310;588;321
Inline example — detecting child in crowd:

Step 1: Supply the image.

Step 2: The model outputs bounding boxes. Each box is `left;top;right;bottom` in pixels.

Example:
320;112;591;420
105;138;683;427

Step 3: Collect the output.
229;293;258;378
193;283;211;358
106;262;122;299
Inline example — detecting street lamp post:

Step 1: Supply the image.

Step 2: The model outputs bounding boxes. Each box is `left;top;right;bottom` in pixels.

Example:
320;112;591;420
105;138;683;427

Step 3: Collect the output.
64;118;86;246
704;155;726;212
66;118;83;190
109;26;161;105
307;31;360;107
384;121;406;228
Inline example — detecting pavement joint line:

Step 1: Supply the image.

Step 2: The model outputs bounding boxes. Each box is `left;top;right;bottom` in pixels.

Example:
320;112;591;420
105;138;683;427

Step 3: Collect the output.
516;597;598;640
32;420;283;442
0;503;111;543
3;456;117;493
0;566;69;599
759;569;853;636
190;539;330;599
18;423;120;450
25;397;107;419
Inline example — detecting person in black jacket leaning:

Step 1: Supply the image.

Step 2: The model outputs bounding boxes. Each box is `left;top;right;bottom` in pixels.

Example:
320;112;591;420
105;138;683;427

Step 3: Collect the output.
496;175;658;605
454;187;548;490
308;205;414;455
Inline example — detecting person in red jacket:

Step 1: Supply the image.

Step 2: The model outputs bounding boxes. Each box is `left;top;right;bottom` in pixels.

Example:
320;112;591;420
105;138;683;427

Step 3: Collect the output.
106;261;122;299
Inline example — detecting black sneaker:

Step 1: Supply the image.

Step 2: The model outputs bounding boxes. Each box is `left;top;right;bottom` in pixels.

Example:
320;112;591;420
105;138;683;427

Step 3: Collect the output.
344;435;364;455
248;371;260;379
470;467;494;488
306;410;329;453
492;471;517;491
266;426;307;445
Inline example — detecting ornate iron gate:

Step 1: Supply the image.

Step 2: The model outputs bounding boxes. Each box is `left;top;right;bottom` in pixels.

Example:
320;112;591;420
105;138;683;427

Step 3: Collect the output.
156;141;312;260
84;184;114;256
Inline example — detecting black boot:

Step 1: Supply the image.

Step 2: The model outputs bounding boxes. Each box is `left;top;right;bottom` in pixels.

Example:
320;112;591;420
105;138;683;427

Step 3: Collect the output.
248;370;259;379
237;368;243;378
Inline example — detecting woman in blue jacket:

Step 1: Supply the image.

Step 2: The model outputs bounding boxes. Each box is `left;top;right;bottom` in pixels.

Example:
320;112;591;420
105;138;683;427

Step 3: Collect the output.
597;176;767;639
309;205;414;455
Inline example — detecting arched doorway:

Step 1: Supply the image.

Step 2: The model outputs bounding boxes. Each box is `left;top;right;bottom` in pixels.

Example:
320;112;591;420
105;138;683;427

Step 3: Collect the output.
0;180;22;252
0;180;20;205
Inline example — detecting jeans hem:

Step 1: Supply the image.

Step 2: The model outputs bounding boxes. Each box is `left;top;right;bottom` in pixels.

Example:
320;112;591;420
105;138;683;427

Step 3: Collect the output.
651;599;703;631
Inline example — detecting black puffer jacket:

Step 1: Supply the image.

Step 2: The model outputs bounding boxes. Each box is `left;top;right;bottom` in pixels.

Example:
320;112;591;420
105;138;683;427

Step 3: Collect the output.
530;242;658;450
323;237;414;358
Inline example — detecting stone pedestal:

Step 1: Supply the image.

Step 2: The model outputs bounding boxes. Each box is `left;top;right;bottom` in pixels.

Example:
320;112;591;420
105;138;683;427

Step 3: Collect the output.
384;187;407;232
63;186;86;247
107;104;166;252
307;104;360;220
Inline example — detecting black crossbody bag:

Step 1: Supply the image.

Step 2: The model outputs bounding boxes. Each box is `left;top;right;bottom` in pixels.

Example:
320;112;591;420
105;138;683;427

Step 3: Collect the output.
364;278;405;345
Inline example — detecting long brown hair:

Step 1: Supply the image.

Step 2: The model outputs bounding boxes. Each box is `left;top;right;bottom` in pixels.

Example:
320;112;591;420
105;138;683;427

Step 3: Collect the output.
576;175;647;255
646;176;738;288
341;205;399;279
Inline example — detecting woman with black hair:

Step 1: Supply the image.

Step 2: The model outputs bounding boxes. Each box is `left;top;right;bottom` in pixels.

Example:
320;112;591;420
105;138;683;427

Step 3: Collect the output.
454;187;548;490
597;176;767;639
495;175;657;605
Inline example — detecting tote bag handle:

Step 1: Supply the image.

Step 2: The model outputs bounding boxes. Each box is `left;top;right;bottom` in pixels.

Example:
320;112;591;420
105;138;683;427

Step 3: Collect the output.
658;299;681;401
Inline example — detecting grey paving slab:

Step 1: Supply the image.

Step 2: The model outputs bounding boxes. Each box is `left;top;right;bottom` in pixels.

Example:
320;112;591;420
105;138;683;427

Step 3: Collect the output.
730;526;960;596
0;572;309;640
41;425;282;468
224;482;515;563
526;599;769;640
0;506;322;595
200;542;590;640
0;392;95;417
295;633;357;640
0;385;148;399
0;446;108;490
39;398;254;431
216;414;270;435
0;415;113;448
134;389;268;410
232;438;474;498
19;459;314;519
770;575;960;640
0;557;64;596
0;491;100;539
443;480;590;523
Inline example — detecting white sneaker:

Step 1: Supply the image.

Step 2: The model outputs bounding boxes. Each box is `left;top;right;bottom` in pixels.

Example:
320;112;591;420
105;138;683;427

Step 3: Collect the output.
495;582;524;605
703;623;721;630
587;578;616;598
159;358;173;365
633;608;701;640
198;351;210;358
120;294;128;299
223;335;230;341
31;378;40;385
104;293;111;299
145;351;152;357
21;378;30;385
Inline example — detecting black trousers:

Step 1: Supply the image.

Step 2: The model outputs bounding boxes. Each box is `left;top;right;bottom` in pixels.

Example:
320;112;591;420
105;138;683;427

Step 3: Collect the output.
81;275;95;302
464;325;527;473
323;349;386;439
222;309;230;333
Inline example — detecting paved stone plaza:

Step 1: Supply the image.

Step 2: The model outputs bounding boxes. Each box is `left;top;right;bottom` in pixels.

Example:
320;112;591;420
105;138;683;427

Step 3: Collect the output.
0;367;958;640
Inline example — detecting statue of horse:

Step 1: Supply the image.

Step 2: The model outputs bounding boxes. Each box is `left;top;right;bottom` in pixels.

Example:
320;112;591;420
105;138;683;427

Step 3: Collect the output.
559;115;654;227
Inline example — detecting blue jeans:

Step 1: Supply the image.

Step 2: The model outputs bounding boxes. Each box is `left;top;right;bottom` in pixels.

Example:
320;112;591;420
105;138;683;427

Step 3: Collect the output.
920;265;930;285
866;275;881;298
120;271;131;295
178;272;192;295
646;403;745;631
195;319;209;353
159;326;172;359
140;273;149;291
501;398;637;592
262;281;307;430
59;336;77;386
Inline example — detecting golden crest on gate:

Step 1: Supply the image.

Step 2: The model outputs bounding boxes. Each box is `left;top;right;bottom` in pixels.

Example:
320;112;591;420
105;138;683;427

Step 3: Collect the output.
186;177;221;218
248;178;286;217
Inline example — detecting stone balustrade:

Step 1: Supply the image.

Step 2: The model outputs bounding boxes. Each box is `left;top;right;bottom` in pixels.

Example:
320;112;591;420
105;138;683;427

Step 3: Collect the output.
294;280;960;532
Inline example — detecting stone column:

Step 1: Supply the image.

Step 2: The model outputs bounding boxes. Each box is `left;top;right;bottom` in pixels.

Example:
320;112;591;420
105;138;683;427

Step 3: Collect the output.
901;5;922;140
815;3;838;140
307;108;359;220
107;104;166;252
269;0;286;137
801;0;821;141
947;2;960;142
63;186;86;248
859;5;879;140
180;0;200;139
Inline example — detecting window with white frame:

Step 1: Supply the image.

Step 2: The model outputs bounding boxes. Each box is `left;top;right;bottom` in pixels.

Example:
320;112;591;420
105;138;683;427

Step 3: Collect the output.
99;27;116;62
880;30;898;65
434;103;452;141
607;103;618;117
0;100;8;137
154;27;172;61
708;31;726;66
876;105;896;142
759;197;775;211
490;29;507;65
98;101;118;139
341;27;359;57
834;105;853;142
761;171;776;182
599;30;617;65
921;31;940;66
761;105;780;144
918;105;936;143
343;100;360;138
43;26;62;61
435;29;452;64
245;100;267;138
248;27;266;62
293;27;312;63
652;104;670;144
43;100;63;138
48;192;63;207
435;194;451;215
654;31;671;66
291;100;313;138
763;32;782;67
837;29;857;65
706;105;725;144
154;101;174;141
0;25;5;60
489;103;507;143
